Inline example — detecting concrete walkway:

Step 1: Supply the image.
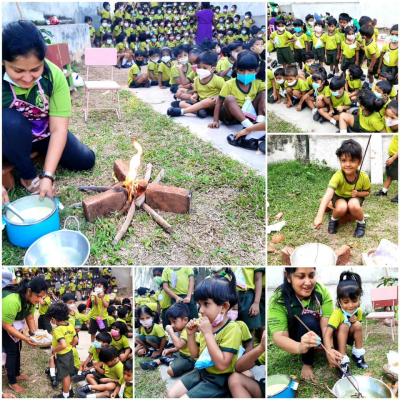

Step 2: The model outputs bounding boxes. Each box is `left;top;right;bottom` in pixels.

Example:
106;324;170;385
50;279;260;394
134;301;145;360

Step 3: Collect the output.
130;86;265;175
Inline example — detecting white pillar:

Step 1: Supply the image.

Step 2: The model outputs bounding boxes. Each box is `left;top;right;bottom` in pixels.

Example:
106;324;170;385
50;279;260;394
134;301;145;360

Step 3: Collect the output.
370;134;383;185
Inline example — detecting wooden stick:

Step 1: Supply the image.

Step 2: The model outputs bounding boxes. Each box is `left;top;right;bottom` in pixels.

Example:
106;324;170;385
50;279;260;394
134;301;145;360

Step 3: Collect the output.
142;203;172;233
78;186;112;192
15;2;24;20
134;166;152;207
153;169;165;185
144;163;152;183
112;201;136;246
294;315;363;398
71;202;82;209
354;135;371;189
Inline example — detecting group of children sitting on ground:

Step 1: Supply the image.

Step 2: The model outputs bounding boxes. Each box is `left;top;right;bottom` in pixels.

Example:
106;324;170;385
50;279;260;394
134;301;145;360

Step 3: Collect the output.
267;10;398;133
135;267;265;398
21;268;133;398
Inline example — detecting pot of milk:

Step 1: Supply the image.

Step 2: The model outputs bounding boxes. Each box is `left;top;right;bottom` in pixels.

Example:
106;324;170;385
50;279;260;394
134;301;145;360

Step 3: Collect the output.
3;194;60;248
267;374;298;398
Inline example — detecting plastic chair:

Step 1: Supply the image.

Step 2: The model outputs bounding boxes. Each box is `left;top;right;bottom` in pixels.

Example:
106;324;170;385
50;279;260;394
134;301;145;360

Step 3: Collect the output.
365;286;398;342
84;48;121;121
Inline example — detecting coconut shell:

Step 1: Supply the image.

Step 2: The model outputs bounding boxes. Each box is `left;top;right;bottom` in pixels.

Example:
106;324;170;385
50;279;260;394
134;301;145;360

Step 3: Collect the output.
271;234;285;244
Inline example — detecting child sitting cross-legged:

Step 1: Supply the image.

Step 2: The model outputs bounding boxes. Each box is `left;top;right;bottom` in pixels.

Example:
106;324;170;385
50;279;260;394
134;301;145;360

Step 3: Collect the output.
283;66;308;109
76;345;124;398
139;302;196;377
127;50;151;88
110;321;133;362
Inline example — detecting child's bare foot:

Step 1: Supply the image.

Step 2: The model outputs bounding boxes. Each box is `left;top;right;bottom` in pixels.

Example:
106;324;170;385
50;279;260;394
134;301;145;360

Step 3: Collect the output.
301;365;315;380
277;99;282;104
283;99;288;104
286;102;293;108
8;383;26;393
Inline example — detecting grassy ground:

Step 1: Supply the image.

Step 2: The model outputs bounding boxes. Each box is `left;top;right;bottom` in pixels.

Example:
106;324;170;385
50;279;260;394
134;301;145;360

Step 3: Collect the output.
267;110;305;133
267;320;398;398
2;65;265;266
135;356;168;398
267;160;398;265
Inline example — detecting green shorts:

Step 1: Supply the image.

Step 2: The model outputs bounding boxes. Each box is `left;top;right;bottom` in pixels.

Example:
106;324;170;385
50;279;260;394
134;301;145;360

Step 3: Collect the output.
358;48;366;66
352;113;361;132
38;314;52;333
260;290;265;325
386;157;398;181
267;87;276;104
381;64;398;85
129;80;142;88
55;350;75;380
332;194;364;208
276;47;294;64
181;368;231;398
219;106;241;125
162;80;171;87
326;49;339;65
88;318;108;335
294;48;306;64
258;378;266;396
341;56;355;72
238;290;262;330
367;55;381;76
170;352;196;377
136;334;162;347
312;46;325;62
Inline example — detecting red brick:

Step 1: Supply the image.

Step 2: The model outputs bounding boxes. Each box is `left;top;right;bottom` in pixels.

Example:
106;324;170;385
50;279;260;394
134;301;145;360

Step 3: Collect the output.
281;246;295;265
145;183;191;214
83;189;127;223
335;245;350;265
114;159;129;182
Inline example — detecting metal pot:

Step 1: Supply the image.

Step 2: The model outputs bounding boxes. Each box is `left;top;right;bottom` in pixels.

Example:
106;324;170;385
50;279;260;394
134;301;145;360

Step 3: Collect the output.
3;194;59;248
290;243;337;266
267;374;298;398
24;216;90;266
327;375;393;398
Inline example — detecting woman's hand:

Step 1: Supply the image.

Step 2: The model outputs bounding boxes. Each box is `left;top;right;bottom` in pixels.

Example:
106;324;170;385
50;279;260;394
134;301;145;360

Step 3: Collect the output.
25;337;37;347
299;331;320;354
2;185;10;206
234;127;249;140
39;178;54;201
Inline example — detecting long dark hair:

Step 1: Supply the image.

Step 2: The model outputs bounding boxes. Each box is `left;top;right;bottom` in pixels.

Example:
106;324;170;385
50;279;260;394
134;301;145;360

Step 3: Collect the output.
273;268;317;328
3;277;48;305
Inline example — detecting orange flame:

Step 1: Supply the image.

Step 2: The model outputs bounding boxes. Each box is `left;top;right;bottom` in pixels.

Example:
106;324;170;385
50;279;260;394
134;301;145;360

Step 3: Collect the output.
124;138;143;201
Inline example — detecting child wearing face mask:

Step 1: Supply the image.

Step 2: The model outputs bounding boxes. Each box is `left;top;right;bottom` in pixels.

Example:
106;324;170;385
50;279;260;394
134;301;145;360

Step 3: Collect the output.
168;45;193;94
270;19;296;70
77;304;89;331
110;321;133;362
303;51;315;78
112;17;123;38
374;80;393;120
101;33;114;48
339;26;359;78
228;301;254;353
283;66;308;109
85;16;96;47
113;360;133;398
378;24;399;85
68;278;77;300
135;305;166;357
46;302;78;397
95;18;108;47
345;64;363;106
107;306;117;330
324;271;367;379
270;67;286;104
304;14;316;51
62;293;81;335
88;278;110;345
216;42;241;81
158;48;173;89
360;24;382;90
116;307;133;338
97;2;111;20
127;50;151;87
384;101;399;134
167;269;241;398
311;20;326;67
303;69;331;121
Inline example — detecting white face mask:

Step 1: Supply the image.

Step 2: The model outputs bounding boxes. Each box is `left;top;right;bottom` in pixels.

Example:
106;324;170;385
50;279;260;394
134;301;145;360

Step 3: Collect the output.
314;26;322;33
129;380;134;384
308;21;315;26
106;39;112;45
277;26;285;32
232;51;239;59
161;56;171;63
287;80;297;86
178;57;188;64
306;62;313;66
276;78;285;85
210;267;223;272
102;23;107;27
124;23;129;27
51;320;58;329
346;70;350;76
68;304;75;310
196;68;212;79
95;287;103;294
3;72;42;88
386;117;399;127
152;57;159;63
347;34;355;40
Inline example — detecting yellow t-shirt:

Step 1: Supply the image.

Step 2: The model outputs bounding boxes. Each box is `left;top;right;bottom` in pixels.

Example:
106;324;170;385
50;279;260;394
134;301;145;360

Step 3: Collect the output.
104;360;124;380
359;110;385;132
140;322;166;339
100;9;111;20
364;38;381;60
119;376;133;398
236;320;253;344
39;296;51;316
178;328;192;357
372;84;396;99
107;315;116;327
157;289;171;310
293;32;308;50
330;91;351;109
381;43;398;67
219;78;265;107
169;63;193;86
328;170;371;198
127;63;141;86
388;135;398;156
116;42;125;53
270;30;293;48
52;323;76;355
328;307;362;330
111;335;131;351
283;78;308;92
148;60;159;76
325;32;341;51
89;345;101;363
216;57;233;81
256;352;265;366
158;61;173;82
267;69;274;90
69;283;76;292
72;347;80;369
346;76;362;91
76;312;89;325
193;75;226;101
341;40;359;59
311;32;326;49
161;267;194;296
136;296;151;306
90;294;110;319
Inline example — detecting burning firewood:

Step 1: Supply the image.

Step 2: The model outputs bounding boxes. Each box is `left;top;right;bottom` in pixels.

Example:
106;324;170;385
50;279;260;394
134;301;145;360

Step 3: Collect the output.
142;203;172;233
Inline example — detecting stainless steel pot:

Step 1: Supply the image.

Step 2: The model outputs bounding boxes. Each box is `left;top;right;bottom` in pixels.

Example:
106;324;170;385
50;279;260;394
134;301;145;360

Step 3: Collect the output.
290;243;337;266
327;375;393;398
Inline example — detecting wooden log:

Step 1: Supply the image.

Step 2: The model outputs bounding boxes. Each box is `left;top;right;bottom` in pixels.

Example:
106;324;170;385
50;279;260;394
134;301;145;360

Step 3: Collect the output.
142;203;172;233
71;202;82;209
112;201;136;245
144;163;152;183
152;169;165;185
78;186;112;192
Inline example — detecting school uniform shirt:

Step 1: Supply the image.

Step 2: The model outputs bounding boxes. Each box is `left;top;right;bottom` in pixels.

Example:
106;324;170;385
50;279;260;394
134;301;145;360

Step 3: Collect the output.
161;267;195;296
59;285;66;295
96;26;110;37
136;295;151;306
358;110;386;132
177;328;192;357
166;39;177;48
52;323;77;355
328;307;362;330
113;9;124;21
90;294;110;319
311;32;326;49
270;30;293;48
236;320;253;344
335;28;345;44
293;32;308;50
39;296;51;316
328;169;371;197
76;312;89;326
158;61;173;82
341;40;359;59
374;28;379;42
116;42;126;53
346;76;362;91
72;347;81;369
219;78;265;107
364;38;381;60
111;335;131;351
169;63;193;86
387;135;398;156
217;57;233;81
140;321;166;340
87;272;93;280
330;91;351;109
325;32;341;51
268;282;333;335
195;319;241;374
267;69;275;90
69;283;76;292
100;9;111;20
305;76;313;91
104;360;124;380
157;288;172;310
372;84;396;99
232;267;259;292
119;376;133;398
77;284;83;291
381;43;398;68
283;78;308;93
314;85;331;99
107;315;116;327
378;98;392;120
113;25;123;37
89;26;96;38
127;63;141;86
89;345;101;363
234;34;250;42
45;272;52;280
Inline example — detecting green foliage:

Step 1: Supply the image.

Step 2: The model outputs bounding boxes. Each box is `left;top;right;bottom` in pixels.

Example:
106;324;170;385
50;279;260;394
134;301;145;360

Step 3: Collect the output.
377;276;398;287
40;28;53;44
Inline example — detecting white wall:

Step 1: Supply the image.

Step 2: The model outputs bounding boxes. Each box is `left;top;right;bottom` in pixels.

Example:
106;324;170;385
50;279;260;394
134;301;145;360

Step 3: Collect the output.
267;267;398;313
112;267;133;292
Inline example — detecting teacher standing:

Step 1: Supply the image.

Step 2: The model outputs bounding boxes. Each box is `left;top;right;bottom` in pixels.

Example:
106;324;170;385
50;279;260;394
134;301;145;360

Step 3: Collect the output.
2;21;95;202
268;268;343;379
195;2;216;44
2;277;48;393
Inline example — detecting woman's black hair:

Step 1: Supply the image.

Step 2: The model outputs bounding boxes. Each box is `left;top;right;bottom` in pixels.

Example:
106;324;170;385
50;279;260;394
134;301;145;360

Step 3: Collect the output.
46;302;69;322
202;2;211;9
273;268;317;329
117;307;128;318
99;345;118;362
387;100;398;116
336;271;363;308
236;49;259;71
196;50;218;67
112;320;128;335
390;24;398;34
305;14;314;22
194;268;238;308
123;359;133;371
376;80;392;95
327;17;338;27
138;305;160;324
312;69;328;87
359;89;384;113
95;277;109;290
348;64;363;79
330;76;346;90
3;277;48;296
335;139;363;160
78;304;87;313
165;302;190;321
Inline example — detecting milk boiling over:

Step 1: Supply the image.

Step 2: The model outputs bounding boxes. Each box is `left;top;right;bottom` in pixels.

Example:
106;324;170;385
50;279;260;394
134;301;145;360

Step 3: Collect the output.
9;207;52;223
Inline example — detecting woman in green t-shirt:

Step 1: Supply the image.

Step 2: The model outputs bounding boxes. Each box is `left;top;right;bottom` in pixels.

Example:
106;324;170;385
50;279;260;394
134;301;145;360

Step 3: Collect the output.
2;21;95;206
268;268;341;380
2;277;48;393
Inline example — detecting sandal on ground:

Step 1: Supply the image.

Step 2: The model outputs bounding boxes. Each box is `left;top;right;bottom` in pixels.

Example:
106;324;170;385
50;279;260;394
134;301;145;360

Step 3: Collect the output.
23;176;40;193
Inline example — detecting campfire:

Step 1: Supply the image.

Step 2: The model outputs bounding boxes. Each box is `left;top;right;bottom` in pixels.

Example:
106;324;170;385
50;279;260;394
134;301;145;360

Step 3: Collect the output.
77;139;192;246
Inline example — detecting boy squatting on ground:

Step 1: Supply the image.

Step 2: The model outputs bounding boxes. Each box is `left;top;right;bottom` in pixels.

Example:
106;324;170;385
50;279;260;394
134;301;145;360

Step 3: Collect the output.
314;139;370;238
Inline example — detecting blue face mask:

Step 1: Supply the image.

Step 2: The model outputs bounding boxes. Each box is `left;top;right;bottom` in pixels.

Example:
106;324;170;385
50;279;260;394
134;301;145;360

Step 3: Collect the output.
237;73;256;85
183;22;187;26
340;304;359;327
294;27;302;33
374;91;382;99
3;72;42;88
241;30;246;35
261;28;266;32
152;38;157;42
312;82;320;89
93;341;102;349
390;35;398;43
331;91;341;97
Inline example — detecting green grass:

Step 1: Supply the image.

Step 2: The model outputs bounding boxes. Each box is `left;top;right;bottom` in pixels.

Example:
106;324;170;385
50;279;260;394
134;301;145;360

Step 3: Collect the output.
268;320;398;398
267;160;398;265
3;86;265;265
135;356;168;398
267;110;305;133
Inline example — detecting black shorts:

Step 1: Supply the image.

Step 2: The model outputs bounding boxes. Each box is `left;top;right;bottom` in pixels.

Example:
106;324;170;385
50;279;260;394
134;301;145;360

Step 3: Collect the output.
326;49;339;65
367;55;381;76
55;350;75;380
341;56;355;72
294;48;306;64
38;314;52;333
312;46;325;62
276;47;295;64
88;318;108;335
332;194;364;208
386;157;398;181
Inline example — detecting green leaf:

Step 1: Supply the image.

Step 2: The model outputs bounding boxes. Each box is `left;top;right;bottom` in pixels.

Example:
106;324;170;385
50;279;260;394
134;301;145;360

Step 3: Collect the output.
40;29;53;37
